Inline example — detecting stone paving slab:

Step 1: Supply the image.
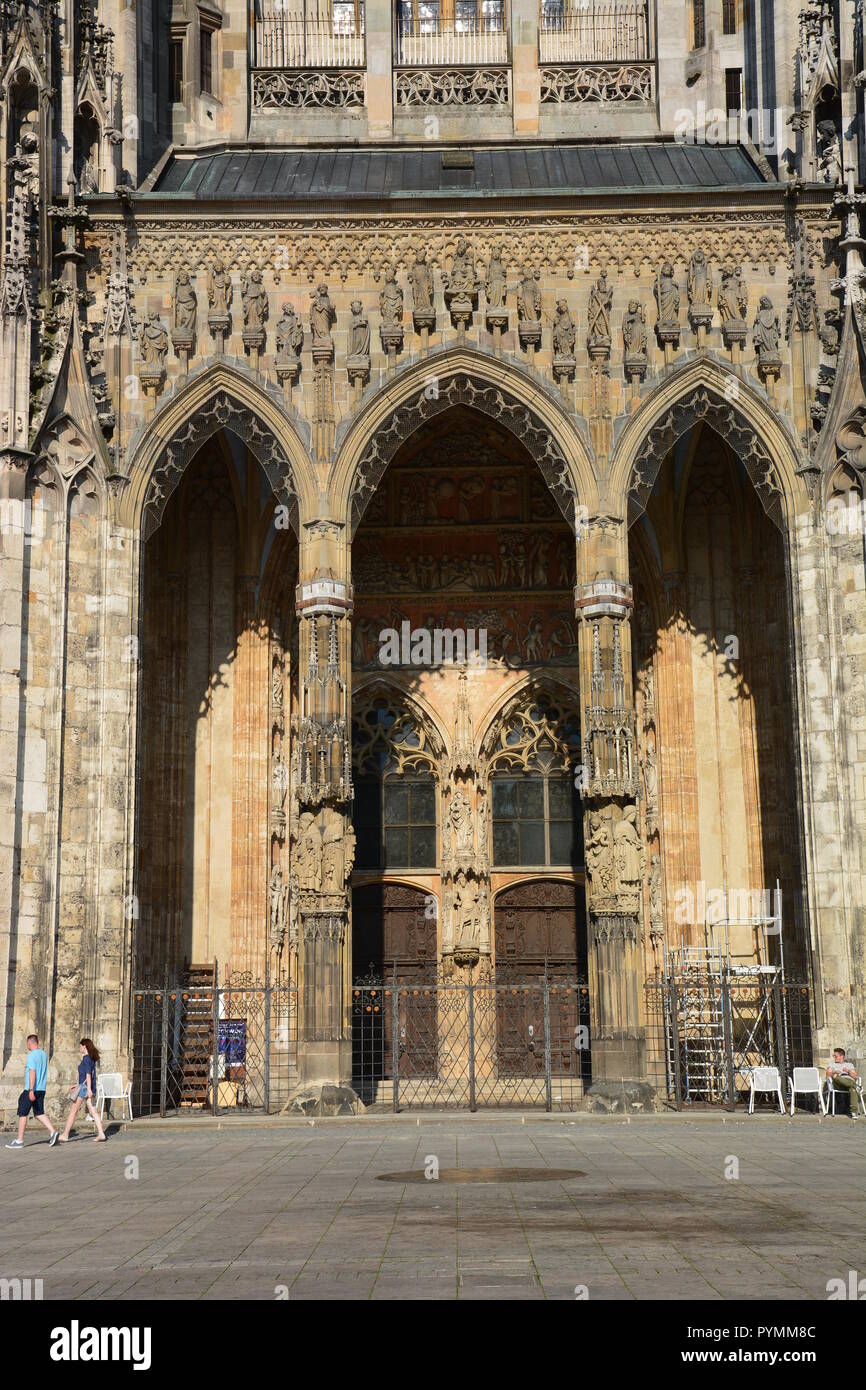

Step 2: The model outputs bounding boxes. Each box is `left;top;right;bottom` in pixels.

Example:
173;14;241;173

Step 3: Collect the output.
0;1116;863;1300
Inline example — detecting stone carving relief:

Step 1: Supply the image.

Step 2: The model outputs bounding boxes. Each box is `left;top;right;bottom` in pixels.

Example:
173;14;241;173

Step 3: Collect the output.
622;299;648;380
588;271;613;352
654;260;681;347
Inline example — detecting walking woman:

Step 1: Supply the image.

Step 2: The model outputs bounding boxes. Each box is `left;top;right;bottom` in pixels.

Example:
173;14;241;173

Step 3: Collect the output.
58;1038;106;1142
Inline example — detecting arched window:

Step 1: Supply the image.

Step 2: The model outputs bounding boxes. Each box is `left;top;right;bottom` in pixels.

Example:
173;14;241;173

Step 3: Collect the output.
485;694;584;869
352;697;440;870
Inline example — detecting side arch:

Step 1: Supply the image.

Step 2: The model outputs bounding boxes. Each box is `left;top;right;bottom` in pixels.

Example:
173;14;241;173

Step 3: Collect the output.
121;362;317;538
606;357;810;531
329;347;599;534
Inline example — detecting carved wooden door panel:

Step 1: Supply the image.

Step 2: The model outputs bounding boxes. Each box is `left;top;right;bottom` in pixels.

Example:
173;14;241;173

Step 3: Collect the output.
353;883;437;1078
494;880;586;1075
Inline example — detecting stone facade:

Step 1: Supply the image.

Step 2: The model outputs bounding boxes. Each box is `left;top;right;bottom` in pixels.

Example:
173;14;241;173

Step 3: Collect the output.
1;0;865;1108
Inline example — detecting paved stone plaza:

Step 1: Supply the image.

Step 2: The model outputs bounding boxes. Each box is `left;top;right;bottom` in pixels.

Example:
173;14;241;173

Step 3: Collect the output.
1;1115;863;1300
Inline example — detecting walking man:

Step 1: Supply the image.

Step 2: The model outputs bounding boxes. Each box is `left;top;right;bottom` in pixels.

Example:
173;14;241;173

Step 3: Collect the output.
5;1034;58;1148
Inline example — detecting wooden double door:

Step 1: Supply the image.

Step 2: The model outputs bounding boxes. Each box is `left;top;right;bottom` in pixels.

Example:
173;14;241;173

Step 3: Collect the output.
494;879;587;1076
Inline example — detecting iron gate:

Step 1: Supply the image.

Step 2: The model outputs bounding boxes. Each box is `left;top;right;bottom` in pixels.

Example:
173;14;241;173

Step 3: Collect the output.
352;979;592;1110
132;978;298;1116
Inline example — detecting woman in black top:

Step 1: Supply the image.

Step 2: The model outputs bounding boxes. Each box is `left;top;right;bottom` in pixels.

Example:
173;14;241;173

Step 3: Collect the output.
58;1038;106;1142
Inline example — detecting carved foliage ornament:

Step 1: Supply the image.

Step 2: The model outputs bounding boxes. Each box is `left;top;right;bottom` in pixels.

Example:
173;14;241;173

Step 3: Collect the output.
143;392;298;538
629;388;785;531
119;214;796;284
351;374;577;534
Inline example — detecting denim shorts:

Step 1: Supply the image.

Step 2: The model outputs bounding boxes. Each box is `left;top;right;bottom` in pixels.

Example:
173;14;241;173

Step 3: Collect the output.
76;1084;89;1101
17;1089;45;1117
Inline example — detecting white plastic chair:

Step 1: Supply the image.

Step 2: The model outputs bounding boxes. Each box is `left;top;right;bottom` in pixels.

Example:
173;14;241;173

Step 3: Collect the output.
824;1074;866;1116
748;1066;785;1113
788;1066;826;1115
96;1072;133;1121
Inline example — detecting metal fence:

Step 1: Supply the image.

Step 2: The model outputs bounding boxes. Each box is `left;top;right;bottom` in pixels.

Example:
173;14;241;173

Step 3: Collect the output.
645;974;814;1110
132;979;298;1117
352;978;592;1111
538;0;652;63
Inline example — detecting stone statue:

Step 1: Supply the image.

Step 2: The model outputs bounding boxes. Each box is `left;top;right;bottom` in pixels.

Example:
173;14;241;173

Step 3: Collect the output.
269;863;288;950
485;245;506;309
348;300;370;357
207;261;232;317
817;119;842;185
613;806;646;898
449;788;474;855
272;661;284;707
753;295;780;362
622;300;647;357
718;263;747;324
649;853;663;941
409;248;434;311
553;299;576;356
643;740;658;834
310;283;335;346
275;304;303;361
454;870;481;950
588;271;613;348
516;265;541;323
321;806;351;893
687;248;712;309
585;812;614;896
379;266;403;328
295;811;322;893
654;261;680;325
241;268;268;331
446;236;476;298
173;270;197;334
139;312;168;367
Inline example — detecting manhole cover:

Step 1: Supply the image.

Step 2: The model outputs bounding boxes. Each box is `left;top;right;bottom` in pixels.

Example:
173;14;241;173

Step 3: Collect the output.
376;1167;584;1184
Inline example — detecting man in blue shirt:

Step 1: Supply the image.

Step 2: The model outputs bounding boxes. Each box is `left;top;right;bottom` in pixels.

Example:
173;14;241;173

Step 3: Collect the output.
5;1034;58;1148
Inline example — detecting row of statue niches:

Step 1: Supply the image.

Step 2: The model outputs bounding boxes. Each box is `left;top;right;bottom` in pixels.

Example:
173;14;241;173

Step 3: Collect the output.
137;247;782;373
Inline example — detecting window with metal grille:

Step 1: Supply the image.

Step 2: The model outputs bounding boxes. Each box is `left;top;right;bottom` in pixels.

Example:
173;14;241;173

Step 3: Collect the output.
169;38;183;103
355;775;437;869
722;0;737;35
491;774;584;867
693;0;705;48
725;66;742;115
200;26;213;95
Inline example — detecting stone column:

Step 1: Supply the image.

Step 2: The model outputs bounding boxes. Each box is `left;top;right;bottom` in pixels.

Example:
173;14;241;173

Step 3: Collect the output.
292;528;355;1092
366;0;394;140
576;518;649;1093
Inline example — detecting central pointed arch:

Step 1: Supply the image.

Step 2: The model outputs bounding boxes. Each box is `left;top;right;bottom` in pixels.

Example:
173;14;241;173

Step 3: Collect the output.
330;347;598;534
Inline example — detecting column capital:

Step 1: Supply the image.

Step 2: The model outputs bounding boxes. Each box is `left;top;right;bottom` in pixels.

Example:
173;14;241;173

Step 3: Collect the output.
295;575;354;619
575;579;633;621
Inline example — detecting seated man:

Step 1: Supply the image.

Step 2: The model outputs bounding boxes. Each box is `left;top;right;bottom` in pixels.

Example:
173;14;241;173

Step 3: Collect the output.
826;1048;861;1119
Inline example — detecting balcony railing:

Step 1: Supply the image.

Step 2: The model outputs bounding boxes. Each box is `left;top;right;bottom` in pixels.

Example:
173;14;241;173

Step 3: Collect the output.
538;0;652;63
395;18;508;67
256;10;366;69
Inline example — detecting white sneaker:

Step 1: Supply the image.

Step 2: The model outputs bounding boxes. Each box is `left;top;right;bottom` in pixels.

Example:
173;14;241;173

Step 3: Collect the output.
5;1139;23;1148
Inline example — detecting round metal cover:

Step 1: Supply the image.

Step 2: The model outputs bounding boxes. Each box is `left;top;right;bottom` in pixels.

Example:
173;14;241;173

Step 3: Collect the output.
376;1167;584;1184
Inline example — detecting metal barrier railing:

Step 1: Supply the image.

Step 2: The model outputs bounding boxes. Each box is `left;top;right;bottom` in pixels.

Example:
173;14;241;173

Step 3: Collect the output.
644;975;814;1110
132;979;298;1116
538;0;653;63
352;978;591;1111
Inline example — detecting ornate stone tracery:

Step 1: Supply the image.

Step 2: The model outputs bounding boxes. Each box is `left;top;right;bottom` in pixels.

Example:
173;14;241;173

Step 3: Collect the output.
252;69;365;109
540;64;653;104
142;392;298;538
350;373;578;534
628;388;786;531
395;68;508;106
